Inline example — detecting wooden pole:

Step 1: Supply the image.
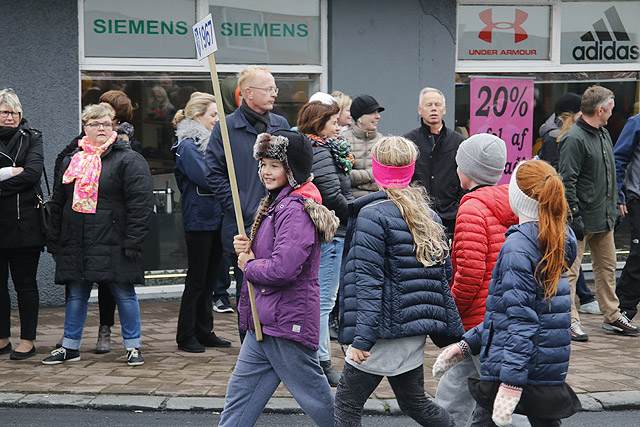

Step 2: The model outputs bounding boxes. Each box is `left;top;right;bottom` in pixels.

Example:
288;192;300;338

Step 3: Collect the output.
207;54;263;341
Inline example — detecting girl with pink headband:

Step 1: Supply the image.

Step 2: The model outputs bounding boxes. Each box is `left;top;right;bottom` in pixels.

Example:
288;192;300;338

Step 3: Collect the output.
335;135;463;426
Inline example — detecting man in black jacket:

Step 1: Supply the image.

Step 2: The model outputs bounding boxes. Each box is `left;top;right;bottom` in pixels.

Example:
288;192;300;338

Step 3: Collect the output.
403;87;465;238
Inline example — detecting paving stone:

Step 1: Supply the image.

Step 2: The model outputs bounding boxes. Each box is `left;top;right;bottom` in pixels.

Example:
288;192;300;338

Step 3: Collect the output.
578;394;603;412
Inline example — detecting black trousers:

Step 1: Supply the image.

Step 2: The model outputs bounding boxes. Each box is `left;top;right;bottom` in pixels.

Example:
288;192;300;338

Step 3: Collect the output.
617;198;640;320
64;283;116;326
176;230;222;344
335;363;454;427
0;247;41;340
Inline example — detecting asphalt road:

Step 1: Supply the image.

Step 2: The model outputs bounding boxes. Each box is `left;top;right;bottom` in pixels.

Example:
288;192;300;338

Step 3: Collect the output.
1;407;639;426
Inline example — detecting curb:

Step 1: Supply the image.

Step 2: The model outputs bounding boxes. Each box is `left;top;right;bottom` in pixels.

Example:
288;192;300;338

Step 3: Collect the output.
1;392;640;414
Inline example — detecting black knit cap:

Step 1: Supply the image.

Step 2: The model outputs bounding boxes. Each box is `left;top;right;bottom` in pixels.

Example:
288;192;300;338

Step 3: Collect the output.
556;92;582;115
253;129;314;188
351;95;385;122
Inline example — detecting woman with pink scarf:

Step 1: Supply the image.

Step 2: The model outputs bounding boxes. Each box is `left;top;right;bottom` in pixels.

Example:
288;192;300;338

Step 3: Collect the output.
44;104;153;366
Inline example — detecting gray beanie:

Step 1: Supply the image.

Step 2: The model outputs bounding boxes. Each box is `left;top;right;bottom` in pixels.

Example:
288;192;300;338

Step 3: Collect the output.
456;133;507;186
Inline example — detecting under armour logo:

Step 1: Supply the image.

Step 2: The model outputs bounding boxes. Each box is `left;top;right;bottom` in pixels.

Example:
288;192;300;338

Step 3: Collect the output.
478;8;528;43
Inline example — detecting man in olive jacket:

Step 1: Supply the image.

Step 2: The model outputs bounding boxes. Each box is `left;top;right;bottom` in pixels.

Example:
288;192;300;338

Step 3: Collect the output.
558;85;639;341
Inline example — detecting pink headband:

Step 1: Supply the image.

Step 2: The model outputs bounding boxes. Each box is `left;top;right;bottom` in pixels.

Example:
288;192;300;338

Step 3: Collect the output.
372;155;415;188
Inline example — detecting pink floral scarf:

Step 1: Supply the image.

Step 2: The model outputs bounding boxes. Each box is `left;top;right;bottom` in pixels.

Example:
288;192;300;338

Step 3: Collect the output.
62;131;117;213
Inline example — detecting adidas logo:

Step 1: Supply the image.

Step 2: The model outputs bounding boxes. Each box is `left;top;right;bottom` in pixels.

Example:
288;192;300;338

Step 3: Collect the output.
572;6;639;61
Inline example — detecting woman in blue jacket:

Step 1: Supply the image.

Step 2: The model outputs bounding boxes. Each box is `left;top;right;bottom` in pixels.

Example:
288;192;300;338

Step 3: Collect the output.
433;160;581;427
336;136;463;427
172;93;229;353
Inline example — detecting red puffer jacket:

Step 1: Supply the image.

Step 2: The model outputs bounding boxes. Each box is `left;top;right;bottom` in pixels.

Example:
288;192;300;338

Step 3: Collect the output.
450;184;518;330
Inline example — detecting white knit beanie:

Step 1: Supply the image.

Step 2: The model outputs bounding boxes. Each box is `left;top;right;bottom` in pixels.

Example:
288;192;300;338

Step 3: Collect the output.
509;161;539;219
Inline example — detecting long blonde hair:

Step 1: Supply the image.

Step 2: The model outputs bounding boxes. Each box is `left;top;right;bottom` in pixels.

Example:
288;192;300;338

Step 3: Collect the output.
556;111;576;142
371;136;448;267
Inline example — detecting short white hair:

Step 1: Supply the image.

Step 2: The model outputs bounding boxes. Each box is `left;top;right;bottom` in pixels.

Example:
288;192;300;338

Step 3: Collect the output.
418;87;445;106
0;88;23;115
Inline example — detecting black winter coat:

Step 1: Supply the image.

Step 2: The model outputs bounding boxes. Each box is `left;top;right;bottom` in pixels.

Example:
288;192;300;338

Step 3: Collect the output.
0;120;45;249
47;139;154;285
403;121;465;223
311;144;354;237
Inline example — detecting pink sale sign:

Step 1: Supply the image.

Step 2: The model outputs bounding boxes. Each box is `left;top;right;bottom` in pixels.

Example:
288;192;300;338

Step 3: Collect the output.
469;77;534;185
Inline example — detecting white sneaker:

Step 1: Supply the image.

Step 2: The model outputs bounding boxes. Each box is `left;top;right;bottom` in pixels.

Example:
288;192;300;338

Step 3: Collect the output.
579;300;602;315
570;321;588;342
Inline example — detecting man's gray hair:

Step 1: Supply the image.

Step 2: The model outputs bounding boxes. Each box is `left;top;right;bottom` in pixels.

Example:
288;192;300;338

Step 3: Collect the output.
581;85;614;116
418;87;445;106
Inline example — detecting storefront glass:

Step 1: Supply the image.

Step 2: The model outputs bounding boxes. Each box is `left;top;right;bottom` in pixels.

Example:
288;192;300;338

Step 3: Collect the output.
455;71;640;252
81;71;317;276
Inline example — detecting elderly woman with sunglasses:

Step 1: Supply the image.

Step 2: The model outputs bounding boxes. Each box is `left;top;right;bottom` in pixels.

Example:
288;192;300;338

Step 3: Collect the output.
44;104;153;366
0;88;45;361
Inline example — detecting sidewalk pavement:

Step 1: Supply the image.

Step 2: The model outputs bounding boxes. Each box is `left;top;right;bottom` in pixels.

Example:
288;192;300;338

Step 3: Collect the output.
2;298;640;415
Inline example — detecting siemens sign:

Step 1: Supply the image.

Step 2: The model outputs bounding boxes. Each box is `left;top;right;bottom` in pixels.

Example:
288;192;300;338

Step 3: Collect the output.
83;0;195;58
561;2;640;64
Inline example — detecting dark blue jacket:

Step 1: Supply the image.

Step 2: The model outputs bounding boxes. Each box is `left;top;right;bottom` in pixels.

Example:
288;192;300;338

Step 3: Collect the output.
338;191;464;351
172;119;221;232
205;108;289;252
614;113;640;204
464;222;578;387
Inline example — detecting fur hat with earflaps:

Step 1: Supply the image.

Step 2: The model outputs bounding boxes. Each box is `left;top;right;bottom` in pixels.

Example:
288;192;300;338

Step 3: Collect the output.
253;130;314;189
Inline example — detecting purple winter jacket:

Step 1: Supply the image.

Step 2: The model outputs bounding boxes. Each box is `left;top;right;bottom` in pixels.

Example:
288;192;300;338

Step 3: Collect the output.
239;182;339;350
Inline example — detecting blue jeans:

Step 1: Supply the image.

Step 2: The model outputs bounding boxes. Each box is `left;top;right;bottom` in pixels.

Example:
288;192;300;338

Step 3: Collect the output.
62;282;141;350
220;332;334;427
318;237;344;362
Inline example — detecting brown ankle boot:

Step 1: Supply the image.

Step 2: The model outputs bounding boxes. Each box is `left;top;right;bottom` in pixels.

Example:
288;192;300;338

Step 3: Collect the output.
95;325;111;354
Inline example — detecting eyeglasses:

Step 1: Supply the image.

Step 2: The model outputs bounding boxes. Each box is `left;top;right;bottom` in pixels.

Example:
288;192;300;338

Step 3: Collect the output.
84;122;113;130
249;86;279;95
0;111;20;119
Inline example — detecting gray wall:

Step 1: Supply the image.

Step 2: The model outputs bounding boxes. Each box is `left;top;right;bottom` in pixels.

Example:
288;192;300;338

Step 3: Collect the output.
329;0;458;135
1;0;79;307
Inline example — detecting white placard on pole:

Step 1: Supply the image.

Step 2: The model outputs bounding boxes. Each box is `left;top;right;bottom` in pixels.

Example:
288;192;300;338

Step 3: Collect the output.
193;14;217;60
192;13;263;341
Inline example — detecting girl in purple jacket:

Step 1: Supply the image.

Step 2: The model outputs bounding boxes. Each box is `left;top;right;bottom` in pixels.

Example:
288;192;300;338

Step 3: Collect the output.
219;130;339;427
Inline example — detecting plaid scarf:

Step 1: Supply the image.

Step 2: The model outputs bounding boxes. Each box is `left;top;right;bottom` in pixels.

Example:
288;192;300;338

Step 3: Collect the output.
306;133;354;174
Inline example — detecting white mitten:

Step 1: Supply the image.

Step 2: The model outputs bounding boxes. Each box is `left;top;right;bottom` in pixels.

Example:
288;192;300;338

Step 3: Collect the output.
492;383;523;427
432;341;471;378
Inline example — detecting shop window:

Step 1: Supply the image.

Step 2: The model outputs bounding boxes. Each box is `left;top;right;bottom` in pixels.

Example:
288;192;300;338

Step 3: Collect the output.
455;71;640;254
81;71;317;276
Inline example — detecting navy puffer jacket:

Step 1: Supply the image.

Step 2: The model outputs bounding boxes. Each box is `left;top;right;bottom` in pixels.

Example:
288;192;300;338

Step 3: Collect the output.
463;222;578;387
338;191;464;351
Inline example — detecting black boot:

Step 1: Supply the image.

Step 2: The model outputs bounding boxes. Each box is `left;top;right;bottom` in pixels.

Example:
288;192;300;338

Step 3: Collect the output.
320;360;341;387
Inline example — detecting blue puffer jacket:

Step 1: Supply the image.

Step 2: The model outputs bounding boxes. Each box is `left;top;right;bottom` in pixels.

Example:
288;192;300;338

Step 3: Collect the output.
464;222;578;387
339;191;464;351
172;118;222;232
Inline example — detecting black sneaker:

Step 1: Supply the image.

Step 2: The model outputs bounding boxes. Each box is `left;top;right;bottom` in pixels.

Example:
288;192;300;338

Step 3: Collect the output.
126;348;144;366
213;296;234;313
602;313;640;336
42;347;81;365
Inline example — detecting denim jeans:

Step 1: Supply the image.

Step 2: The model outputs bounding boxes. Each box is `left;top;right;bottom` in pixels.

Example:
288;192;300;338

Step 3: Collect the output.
318;237;344;362
335;363;454;427
575;267;595;305
220;332;334;427
62;282;141;350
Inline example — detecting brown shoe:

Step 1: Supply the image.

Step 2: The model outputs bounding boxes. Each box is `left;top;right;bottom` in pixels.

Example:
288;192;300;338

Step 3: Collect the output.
602;313;640;336
95;325;111;354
